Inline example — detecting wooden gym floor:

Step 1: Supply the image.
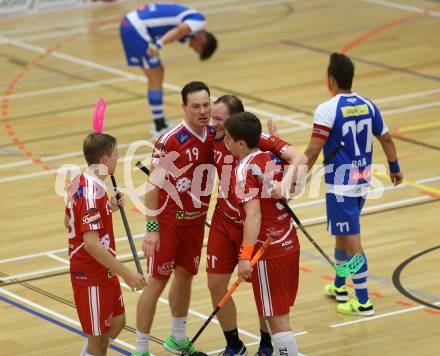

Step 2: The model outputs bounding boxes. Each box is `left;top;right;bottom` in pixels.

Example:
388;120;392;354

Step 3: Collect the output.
0;0;439;355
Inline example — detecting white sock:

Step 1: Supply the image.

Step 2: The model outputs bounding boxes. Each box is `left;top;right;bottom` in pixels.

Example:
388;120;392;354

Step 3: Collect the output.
135;330;150;353
80;339;88;356
171;316;187;341
272;331;298;356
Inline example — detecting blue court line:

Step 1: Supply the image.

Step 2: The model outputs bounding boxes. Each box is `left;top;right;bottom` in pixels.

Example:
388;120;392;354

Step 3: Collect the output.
0;146;25;157
0;294;131;355
300;250;440;302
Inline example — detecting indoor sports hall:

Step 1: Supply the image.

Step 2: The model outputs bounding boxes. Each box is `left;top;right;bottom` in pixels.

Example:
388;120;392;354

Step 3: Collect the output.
0;0;439;355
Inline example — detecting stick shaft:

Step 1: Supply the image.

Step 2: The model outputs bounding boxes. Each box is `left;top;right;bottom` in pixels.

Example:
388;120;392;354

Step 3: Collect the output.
280;200;334;266
110;175;144;276
185;237;271;352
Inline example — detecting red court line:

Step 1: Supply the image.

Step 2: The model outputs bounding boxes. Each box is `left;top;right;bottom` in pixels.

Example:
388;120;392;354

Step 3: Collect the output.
340;5;440;54
1;18;118;173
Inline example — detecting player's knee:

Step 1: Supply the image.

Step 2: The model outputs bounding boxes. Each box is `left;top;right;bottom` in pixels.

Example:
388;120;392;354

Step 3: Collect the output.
207;276;227;296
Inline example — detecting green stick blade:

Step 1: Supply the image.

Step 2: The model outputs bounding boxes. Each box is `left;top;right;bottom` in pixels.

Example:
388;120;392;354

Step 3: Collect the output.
334;253;365;277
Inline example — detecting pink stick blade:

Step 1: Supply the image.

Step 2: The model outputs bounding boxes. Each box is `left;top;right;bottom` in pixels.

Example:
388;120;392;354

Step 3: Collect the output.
92;97;107;133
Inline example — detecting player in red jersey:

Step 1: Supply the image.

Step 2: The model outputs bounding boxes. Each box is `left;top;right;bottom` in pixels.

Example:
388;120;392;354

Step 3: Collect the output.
208;96;307;355
224;112;306;356
65;133;145;356
133;82;214;356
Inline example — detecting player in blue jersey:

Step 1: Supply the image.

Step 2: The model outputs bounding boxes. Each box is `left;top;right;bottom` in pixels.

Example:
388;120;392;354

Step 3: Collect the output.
120;2;217;138
304;53;403;316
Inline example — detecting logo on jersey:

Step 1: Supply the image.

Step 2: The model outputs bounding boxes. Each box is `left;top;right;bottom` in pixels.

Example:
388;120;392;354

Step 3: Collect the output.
176;210;185;219
341;104;369;118
176;177;191;192
158;261;174;275
152;143;166;160
107;270;115;278
82;208;101;224
71;271;87;280
176;130;191;145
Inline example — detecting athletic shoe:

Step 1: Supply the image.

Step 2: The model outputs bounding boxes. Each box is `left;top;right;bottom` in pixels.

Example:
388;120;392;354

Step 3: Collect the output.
131;352;150;356
254;347;273;356
324;281;349;302
337;296;374;316
218;343;247;355
151;122;171;140
163;336;200;355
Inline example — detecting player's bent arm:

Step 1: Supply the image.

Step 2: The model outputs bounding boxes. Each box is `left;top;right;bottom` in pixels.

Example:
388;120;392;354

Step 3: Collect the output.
376;132;404;185
64;213;70;230
242;199;261;247
160;23;192;46
239;199;261;280
304;137;325;171
84;231;129;278
280;146;308;192
376;132;397;161
143;168;161;257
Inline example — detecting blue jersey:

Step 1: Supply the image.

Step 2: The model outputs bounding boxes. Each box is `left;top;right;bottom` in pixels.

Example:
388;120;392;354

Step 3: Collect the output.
312;93;388;196
126;3;206;43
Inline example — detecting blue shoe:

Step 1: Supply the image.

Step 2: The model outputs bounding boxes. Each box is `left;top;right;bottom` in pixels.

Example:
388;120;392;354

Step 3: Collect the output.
219;344;247;355
255;347;273;356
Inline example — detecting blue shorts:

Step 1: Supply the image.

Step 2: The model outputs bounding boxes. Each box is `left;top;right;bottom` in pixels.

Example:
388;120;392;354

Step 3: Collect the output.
119;17;161;69
326;193;366;236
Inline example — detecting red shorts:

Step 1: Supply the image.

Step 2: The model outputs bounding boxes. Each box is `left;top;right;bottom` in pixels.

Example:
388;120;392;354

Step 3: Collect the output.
72;277;124;335
251;248;300;316
149;223;205;280
206;207;243;274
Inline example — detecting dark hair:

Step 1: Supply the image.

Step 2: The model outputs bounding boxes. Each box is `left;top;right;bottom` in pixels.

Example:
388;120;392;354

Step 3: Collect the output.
224;112;261;149
181;81;210;105
200;31;217;60
83;133;117;166
327;52;354;90
214;95;244;115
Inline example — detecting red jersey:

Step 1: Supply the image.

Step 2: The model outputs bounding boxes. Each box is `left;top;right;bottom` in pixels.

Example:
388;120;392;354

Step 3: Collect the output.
66;174;116;286
213;133;291;225
151;121;215;226
234;150;298;259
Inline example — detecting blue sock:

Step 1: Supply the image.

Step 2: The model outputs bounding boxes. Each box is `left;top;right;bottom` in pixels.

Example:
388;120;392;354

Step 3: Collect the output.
334;249;348;287
147;89;165;130
352;253;369;304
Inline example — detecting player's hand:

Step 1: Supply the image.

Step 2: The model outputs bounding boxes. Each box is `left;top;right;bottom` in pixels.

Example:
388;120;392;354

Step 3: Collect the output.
238;259;252;281
147;45;160;57
270;181;283;200
111;193;125;211
142;232;160;258
123;269;146;291
267;117;279;136
390;171;403;186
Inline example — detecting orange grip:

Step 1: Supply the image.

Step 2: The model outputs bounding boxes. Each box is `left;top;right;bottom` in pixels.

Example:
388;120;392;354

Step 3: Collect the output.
217;237;272;308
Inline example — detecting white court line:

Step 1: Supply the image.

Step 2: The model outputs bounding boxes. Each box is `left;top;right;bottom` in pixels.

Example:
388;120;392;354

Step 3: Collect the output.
299;195;432;226
0;233;144;264
0;0;236;36
329;301;440;328
0;142;134;170
7;0;296;42
291;176;440;210
375;88;440;104
382;101;440;116
0;77;130;101
1;176;438;265
364;0;440;17
47;253;266;342
0;152;149;184
207;335;308;355
0;287;135;351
